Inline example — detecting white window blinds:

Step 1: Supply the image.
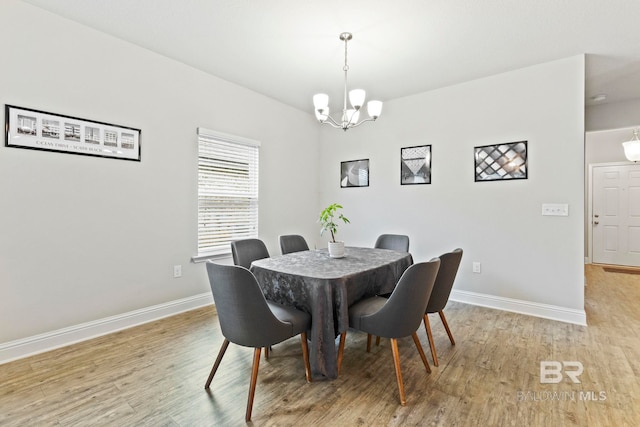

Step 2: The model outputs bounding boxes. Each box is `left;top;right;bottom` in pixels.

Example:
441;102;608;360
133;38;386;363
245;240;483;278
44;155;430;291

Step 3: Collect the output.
197;128;259;258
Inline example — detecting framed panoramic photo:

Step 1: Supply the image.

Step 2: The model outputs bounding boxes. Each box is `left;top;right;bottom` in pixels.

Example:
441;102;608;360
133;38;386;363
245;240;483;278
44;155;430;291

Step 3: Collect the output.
340;158;369;188
5;105;141;161
401;144;431;185
474;141;527;182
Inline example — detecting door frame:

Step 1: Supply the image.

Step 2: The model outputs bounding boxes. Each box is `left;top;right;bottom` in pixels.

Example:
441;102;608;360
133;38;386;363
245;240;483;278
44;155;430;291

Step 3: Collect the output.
586;161;638;264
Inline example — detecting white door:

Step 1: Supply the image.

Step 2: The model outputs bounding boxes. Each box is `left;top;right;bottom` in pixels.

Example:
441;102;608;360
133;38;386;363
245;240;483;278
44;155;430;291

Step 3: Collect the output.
592;164;640;266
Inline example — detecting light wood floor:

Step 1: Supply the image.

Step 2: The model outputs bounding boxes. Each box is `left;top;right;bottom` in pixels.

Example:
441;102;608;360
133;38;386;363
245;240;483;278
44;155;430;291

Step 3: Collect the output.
2;264;639;426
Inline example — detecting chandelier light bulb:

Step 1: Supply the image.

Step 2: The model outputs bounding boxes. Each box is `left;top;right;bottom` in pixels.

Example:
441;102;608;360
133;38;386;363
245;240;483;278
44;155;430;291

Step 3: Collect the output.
367;100;383;119
349;89;366;110
313;93;329;110
315;107;329;122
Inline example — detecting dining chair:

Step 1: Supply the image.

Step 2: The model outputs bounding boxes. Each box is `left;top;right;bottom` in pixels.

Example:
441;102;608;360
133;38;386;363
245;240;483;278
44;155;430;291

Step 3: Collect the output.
374;234;410;252
231;238;278;359
279;234;310;255
204;262;312;422
231;238;270;269
423;248;463;367
337;258;440;406
370;233;410;349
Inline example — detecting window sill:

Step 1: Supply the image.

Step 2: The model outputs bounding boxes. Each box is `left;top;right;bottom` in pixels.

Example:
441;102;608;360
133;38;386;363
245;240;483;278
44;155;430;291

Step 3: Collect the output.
191;252;232;263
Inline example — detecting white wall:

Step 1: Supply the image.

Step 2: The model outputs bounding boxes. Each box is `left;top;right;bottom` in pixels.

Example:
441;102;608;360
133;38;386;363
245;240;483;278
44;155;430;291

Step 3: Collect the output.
0;1;589;361
586;98;640;132
0;1;320;346
318;56;586;319
586;127;636;165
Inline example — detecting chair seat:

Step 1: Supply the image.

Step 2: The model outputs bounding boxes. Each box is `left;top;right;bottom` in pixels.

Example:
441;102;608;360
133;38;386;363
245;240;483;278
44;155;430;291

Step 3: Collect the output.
348;296;387;332
267;300;310;336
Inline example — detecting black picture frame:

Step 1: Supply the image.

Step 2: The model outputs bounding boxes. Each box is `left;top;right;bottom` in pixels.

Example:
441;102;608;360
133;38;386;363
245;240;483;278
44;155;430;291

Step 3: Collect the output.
401;144;431;185
5;104;141;161
340;158;369;188
474;141;527;182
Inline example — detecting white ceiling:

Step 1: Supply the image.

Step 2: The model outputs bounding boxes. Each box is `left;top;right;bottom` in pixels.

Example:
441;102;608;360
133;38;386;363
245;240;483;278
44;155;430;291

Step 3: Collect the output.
20;0;640;114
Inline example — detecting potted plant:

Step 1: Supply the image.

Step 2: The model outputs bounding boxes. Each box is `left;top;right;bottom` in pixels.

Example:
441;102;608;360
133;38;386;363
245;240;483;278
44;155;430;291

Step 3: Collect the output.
319;203;350;258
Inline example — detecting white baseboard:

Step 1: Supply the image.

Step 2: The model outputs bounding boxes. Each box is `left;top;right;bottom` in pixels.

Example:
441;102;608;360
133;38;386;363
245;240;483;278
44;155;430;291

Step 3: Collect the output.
0;292;213;365
450;289;587;326
1;289;587;365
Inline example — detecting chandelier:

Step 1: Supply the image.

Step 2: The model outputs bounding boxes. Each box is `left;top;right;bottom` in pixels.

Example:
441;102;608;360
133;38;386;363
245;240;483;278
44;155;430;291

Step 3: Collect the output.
313;32;382;131
622;128;640;161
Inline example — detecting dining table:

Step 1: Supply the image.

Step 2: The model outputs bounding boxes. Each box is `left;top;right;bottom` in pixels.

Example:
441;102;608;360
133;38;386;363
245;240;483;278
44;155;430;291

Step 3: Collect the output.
250;246;413;380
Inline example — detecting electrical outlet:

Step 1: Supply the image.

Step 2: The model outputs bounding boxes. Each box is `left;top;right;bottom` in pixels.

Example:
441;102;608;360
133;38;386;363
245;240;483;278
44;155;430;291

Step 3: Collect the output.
173;265;182;278
472;262;481;274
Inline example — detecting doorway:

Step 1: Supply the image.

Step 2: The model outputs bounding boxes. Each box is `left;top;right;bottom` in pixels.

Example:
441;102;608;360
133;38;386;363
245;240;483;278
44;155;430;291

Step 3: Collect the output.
590;163;640;267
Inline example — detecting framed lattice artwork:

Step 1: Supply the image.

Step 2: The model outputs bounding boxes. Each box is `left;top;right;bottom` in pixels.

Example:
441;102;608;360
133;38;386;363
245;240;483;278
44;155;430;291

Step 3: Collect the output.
474;141;527;182
401;145;431;185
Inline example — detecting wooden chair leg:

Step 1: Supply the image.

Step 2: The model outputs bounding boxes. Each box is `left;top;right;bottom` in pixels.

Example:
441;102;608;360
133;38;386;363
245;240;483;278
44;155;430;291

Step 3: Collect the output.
423;314;439;367
245;347;261;422
439;311;456;345
264;346;269;359
337;332;346;375
376;336;381;346
367;334;372;352
300;332;312;382
411;332;431;374
390;338;406;406
205;338;230;389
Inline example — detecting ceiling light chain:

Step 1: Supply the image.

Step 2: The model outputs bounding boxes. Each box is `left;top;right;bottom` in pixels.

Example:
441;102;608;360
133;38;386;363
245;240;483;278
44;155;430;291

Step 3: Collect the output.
313;32;383;131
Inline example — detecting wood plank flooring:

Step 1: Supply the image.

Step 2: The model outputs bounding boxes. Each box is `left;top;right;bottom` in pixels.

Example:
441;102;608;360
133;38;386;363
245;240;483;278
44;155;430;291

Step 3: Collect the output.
1;264;639;426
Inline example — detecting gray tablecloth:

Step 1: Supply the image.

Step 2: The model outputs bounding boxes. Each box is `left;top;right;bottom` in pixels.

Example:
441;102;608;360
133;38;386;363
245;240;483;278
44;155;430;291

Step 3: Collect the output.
250;247;413;379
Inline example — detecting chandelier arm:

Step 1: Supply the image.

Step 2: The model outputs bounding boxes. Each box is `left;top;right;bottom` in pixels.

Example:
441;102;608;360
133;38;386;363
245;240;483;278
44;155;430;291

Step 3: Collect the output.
320;114;342;128
343;108;360;128
348;117;377;129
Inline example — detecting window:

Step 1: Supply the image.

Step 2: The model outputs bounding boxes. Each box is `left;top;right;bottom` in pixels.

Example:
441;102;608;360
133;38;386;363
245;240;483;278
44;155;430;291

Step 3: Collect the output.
196;128;259;259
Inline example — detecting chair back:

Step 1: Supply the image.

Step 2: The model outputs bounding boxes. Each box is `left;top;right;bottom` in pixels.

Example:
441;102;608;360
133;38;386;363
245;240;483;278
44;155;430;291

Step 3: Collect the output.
374;234;410;252
231;238;270;269
366;258;440;338
279;234;310;255
206;262;292;347
426;248;463;313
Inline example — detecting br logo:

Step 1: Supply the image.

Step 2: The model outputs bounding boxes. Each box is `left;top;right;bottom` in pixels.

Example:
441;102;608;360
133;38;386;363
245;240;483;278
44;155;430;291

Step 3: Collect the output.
540;361;583;384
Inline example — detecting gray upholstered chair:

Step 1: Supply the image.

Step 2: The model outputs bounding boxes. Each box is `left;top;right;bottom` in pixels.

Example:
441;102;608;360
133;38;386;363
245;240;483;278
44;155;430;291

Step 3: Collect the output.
337;258;440;406
231;238;278;359
423;248;463;367
279;234;310;255
204;262;312;422
371;233;410;349
374;234;410;252
231;238;270;269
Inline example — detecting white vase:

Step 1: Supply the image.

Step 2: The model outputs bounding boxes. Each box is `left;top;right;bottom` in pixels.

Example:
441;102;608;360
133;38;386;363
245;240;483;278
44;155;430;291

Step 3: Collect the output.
328;241;345;258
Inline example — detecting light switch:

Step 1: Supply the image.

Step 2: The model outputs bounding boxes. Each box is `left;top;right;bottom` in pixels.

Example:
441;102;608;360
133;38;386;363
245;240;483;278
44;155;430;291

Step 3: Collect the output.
541;204;569;216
